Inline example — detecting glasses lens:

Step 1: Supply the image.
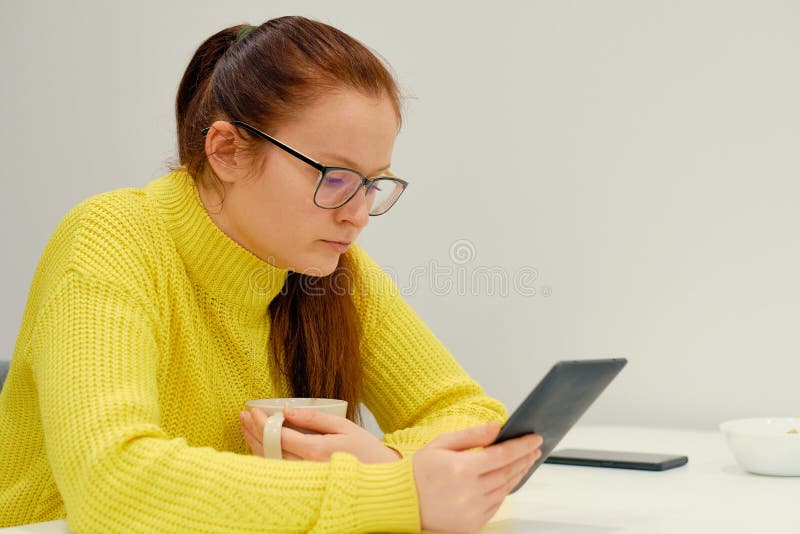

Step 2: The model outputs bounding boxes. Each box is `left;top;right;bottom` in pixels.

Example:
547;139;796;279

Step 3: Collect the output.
315;169;362;208
366;178;405;215
315;169;406;215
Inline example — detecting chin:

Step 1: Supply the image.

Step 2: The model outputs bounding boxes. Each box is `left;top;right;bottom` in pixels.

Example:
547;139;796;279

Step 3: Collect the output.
292;254;340;277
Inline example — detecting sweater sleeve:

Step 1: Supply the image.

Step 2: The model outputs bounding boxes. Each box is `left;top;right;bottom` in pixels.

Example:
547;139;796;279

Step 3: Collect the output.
351;248;508;457
30;271;420;534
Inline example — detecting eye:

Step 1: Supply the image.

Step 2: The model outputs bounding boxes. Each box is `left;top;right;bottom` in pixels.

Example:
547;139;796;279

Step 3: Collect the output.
324;175;347;187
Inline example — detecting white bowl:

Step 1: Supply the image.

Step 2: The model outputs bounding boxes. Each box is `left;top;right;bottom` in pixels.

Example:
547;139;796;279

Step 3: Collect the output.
720;418;800;476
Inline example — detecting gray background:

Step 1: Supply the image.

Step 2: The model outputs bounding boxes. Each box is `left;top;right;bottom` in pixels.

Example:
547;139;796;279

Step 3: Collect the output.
2;1;798;431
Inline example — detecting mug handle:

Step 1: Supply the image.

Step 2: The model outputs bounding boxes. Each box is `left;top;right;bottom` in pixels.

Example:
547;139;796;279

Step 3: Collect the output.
262;411;285;459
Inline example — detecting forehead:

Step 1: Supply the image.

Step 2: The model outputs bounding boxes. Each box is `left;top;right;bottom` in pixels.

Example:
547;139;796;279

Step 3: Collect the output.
275;89;399;170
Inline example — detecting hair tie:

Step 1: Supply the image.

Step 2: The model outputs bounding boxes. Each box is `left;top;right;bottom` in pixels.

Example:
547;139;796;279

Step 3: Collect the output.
235;25;254;43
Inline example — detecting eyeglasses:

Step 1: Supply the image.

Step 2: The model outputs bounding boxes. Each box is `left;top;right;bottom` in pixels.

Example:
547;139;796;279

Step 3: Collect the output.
201;120;408;216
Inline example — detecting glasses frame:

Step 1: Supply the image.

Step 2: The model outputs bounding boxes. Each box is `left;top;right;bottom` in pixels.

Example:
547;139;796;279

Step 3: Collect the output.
201;120;408;216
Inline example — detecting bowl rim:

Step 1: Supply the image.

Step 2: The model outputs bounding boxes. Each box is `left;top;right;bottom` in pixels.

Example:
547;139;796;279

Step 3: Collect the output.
719;417;800;436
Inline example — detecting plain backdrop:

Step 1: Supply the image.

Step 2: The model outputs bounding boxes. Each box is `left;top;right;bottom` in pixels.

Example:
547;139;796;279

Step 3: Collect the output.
1;1;798;432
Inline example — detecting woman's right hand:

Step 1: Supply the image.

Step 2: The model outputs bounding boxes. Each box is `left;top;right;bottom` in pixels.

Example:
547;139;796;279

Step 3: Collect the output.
412;421;542;534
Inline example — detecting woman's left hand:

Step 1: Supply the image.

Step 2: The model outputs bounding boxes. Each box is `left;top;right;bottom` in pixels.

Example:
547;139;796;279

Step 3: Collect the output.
239;407;402;463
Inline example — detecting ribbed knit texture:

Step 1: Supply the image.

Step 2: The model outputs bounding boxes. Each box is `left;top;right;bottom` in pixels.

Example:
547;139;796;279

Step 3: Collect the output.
0;169;506;532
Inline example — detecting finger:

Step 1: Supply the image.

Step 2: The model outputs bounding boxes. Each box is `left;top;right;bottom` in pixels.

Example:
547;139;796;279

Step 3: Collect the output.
240;419;302;460
481;449;540;496
429;421;501;452
240;422;264;456
279;426;323;460
240;411;261;438
239;412;260;441
248;407;271;432
473;433;542;474
508;452;538;491
283;451;303;461
240;417;261;444
480;450;535;494
242;424;301;460
484;450;539;504
283;407;353;434
483;495;506;523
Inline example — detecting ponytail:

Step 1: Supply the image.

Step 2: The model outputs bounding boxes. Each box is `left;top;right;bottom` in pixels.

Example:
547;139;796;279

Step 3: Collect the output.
175;24;248;181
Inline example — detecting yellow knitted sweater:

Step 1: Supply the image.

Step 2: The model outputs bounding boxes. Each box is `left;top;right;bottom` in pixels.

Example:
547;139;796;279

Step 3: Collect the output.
0;169;507;533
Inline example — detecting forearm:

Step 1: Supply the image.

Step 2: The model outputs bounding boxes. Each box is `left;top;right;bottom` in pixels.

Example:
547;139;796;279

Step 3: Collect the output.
62;436;419;533
380;387;507;457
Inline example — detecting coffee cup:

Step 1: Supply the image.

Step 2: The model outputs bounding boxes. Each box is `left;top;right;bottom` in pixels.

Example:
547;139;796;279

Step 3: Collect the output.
245;398;348;459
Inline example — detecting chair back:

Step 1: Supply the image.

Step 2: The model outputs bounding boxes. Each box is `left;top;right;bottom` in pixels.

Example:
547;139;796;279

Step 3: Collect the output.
0;360;10;391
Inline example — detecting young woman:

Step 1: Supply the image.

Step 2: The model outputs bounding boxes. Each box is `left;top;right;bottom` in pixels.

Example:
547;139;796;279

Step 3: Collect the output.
0;16;541;533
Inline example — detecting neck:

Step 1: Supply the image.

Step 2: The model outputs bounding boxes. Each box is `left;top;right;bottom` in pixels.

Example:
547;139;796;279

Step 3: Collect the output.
146;168;289;324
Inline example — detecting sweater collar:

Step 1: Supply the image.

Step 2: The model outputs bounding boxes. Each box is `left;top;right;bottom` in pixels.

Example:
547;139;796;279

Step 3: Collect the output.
145;168;289;322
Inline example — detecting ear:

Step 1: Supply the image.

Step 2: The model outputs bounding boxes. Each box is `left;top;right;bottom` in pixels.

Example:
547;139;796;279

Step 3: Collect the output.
204;120;252;185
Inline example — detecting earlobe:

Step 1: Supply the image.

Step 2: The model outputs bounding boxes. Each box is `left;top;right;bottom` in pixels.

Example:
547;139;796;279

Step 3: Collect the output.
204;121;245;184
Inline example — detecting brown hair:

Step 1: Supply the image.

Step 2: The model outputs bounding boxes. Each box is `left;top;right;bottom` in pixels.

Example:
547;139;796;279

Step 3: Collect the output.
175;16;402;422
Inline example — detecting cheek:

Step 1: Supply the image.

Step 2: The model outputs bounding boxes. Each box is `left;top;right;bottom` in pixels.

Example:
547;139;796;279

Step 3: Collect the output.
255;169;325;241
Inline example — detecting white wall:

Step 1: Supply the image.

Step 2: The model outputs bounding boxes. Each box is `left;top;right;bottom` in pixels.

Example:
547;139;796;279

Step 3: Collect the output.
2;1;798;431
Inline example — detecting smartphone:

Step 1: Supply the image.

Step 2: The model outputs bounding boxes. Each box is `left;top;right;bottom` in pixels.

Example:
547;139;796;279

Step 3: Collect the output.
492;358;628;493
545;448;688;471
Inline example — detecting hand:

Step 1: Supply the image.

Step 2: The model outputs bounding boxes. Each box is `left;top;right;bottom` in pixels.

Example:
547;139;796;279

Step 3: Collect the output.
239;407;401;463
413;421;542;534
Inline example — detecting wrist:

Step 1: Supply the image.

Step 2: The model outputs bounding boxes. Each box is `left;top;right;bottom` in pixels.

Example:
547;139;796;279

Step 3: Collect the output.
385;445;403;461
385;444;402;461
363;443;402;463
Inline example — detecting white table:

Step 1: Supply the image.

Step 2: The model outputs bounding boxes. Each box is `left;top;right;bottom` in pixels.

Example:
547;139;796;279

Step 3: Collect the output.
2;426;796;533
484;425;797;533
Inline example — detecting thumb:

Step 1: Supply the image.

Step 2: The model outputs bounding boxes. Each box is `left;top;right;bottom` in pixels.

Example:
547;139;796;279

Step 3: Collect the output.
428;421;501;452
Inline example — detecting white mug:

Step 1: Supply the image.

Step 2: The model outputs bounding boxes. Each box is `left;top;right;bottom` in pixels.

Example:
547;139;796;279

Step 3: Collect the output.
245;398;348;459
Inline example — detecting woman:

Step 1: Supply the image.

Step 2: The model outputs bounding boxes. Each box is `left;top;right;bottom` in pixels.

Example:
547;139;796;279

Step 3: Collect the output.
0;16;541;533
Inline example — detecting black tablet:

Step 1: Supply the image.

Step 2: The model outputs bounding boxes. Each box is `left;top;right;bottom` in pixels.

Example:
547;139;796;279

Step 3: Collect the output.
492;358;627;493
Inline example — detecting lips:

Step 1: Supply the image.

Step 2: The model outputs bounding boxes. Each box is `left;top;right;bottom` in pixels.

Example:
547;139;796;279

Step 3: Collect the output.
321;240;351;254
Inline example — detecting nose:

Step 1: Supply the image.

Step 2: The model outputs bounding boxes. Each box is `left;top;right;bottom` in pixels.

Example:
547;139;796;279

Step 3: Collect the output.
334;188;370;229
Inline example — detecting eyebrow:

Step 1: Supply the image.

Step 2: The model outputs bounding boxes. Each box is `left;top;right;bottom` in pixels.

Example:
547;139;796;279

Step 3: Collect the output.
317;152;391;176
